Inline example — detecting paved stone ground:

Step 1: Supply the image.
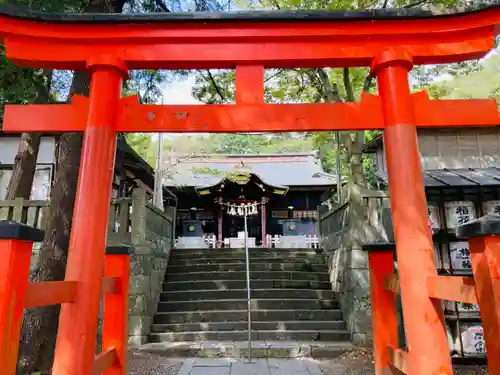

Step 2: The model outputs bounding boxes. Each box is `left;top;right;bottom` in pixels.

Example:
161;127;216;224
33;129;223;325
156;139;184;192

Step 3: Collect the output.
128;348;488;375
177;358;323;375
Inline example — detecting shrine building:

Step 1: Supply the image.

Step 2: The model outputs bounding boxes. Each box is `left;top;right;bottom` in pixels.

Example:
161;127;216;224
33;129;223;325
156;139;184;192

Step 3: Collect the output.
164;152;336;248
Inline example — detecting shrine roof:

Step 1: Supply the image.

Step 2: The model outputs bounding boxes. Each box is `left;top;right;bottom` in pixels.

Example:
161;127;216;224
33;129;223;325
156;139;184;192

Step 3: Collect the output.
164;152;336;188
0;4;498;23
363;135;383;153
376;168;500;188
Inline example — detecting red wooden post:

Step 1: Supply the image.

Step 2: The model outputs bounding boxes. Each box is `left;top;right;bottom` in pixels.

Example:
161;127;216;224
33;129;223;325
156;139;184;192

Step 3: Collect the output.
52;58;128;375
457;215;500;374
102;245;133;375
0;221;44;374
373;50;453;375
235;65;264;105
363;243;398;375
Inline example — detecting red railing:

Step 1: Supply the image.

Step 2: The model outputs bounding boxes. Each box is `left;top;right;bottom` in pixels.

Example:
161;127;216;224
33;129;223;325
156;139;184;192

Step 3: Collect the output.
0;221;131;375
365;215;500;375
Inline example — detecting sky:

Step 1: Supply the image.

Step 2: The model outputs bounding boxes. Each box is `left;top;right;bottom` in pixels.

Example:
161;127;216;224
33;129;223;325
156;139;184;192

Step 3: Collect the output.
158;75;202;139
161;75;201;105
160;47;500;106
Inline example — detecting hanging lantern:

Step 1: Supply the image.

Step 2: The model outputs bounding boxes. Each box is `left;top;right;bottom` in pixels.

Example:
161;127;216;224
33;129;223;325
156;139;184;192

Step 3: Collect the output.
237;205;244;216
229;206;236;216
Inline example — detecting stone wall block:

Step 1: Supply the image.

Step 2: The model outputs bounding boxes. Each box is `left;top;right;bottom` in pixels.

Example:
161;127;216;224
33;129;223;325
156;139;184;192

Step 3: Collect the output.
128;335;149;347
128;315;153;337
129;294;152;315
348;248;369;269
131;254;152;277
129;274;151;295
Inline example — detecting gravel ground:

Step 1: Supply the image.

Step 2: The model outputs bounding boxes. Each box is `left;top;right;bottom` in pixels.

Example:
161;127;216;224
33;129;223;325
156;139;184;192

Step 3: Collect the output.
127;350;184;375
317;348;488;375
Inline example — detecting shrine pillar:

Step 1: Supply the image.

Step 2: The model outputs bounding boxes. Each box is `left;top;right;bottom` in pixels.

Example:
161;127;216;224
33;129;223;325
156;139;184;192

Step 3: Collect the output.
261;198;267;247
52;58;127;375
218;206;223;248
373;51;453;375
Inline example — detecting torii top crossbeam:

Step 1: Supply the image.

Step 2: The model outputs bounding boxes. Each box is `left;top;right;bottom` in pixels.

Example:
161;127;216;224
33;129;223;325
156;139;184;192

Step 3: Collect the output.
2;5;500;375
2;5;500;134
1;5;500;69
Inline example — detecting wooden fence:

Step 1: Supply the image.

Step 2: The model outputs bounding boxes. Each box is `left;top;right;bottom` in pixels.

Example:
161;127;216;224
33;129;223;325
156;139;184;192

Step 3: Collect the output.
0;188;175;248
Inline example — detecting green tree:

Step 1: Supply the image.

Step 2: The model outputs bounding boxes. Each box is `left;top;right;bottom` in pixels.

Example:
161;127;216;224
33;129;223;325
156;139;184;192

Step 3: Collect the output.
439;53;500;106
193;0;500;190
0;0;83;200
208;133;269;154
0;0;229;373
125;133;157;165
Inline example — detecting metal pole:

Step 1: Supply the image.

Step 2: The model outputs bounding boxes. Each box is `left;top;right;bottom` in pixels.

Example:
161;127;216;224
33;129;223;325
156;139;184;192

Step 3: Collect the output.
153;97;165;209
244;209;252;362
153;134;165;209
335;131;342;204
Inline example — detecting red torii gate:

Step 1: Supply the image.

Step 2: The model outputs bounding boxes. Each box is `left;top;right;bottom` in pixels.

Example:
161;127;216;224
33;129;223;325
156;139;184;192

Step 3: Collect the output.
1;4;500;375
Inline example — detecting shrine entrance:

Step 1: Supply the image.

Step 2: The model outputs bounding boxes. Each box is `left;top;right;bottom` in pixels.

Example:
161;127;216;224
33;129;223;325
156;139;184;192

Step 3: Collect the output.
196;171;287;247
1;4;500;375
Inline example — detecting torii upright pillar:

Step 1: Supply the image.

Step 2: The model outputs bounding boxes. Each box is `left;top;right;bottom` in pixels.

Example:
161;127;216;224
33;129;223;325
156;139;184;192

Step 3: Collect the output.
52;58;127;375
373;50;453;375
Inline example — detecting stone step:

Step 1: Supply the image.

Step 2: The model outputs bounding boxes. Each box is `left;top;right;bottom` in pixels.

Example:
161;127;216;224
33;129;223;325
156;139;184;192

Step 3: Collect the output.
170;248;323;259
140;340;355;358
169;256;326;266
163;279;332;292
165;271;329;282
161;289;335;301
148;330;350;343
151;320;346;333
157;299;338;312
167;262;328;274
154;309;342;324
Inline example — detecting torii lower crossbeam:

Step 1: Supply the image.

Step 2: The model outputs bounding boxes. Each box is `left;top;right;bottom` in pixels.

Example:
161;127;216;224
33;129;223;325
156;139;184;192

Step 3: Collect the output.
3;92;499;133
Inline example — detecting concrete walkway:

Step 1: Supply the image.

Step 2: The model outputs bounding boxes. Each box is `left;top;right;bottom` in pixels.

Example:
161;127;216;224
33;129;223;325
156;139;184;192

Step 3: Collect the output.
178;358;324;375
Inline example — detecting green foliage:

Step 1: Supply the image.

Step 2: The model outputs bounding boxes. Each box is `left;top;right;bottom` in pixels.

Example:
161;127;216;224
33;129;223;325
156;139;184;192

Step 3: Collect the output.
126;70;171;104
0;0;230;124
0;0;82;119
192;0;500;190
442;55;500;103
125;133;158;166
208;133;266;154
194;70;235;104
418;54;500;111
0;48;47;122
191;166;223;175
125;132;314;167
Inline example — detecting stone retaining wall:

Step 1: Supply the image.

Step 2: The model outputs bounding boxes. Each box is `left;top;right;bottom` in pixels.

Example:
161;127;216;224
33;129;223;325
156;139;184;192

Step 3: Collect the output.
320;184;392;346
127;189;175;346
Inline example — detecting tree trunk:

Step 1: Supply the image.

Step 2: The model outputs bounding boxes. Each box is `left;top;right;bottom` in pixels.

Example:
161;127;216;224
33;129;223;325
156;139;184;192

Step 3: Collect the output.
349;148;365;186
349;131;366;186
5;71;52;200
17;0;126;372
5;132;42;199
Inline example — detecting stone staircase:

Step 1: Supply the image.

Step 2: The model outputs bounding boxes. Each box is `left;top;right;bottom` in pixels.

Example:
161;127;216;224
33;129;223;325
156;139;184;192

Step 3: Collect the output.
144;247;353;357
